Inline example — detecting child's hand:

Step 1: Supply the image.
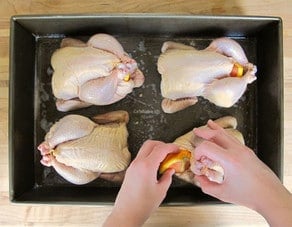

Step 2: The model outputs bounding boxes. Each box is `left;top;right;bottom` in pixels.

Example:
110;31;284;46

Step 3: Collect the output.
193;120;292;226
103;140;178;227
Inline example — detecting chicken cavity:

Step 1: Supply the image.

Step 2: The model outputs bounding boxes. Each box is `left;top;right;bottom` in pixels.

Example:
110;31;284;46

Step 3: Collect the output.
51;33;145;112
37;110;131;185
157;37;257;113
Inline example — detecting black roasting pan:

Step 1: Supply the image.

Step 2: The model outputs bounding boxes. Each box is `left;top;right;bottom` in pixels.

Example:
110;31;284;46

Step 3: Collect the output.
9;14;283;204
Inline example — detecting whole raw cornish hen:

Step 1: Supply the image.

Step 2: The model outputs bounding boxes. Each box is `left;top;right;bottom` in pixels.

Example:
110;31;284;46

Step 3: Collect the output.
157;37;257;113
159;116;244;186
37;110;131;185
51;34;145;111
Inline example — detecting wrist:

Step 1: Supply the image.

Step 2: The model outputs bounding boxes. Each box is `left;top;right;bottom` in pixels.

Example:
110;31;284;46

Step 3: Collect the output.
254;189;292;226
103;208;144;227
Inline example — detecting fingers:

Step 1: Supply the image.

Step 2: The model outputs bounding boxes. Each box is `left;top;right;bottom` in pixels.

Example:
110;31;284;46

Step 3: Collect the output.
158;168;175;191
193;120;224;141
193;126;217;140
147;143;179;166
194;175;223;197
194;140;227;164
207;119;222;130
135;140;164;159
194;120;239;150
135;140;179;174
208;120;243;146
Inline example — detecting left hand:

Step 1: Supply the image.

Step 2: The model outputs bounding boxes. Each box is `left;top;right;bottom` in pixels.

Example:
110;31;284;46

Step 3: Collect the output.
103;140;179;227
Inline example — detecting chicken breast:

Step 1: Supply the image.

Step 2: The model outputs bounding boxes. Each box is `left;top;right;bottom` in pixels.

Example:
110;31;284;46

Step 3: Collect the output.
51;34;145;111
157;37;257;113
38;110;131;185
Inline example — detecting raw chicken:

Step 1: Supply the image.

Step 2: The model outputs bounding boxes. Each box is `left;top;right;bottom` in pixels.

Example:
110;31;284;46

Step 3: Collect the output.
37;110;131;185
171;116;244;186
51;34;145;111
157;37;257;113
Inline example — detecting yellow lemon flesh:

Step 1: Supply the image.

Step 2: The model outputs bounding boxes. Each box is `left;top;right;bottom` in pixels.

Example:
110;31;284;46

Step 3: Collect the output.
159;149;191;174
230;63;244;77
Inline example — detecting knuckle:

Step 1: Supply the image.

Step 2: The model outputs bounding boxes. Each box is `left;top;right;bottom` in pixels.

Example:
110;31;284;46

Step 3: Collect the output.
197;140;212;150
134;160;148;171
213;128;224;137
142;139;162;148
142;139;153;146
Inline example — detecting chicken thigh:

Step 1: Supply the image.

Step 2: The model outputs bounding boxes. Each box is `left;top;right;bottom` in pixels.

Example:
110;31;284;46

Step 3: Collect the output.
157;37;257;113
51;34;145;112
171;116;244;186
38;110;131;185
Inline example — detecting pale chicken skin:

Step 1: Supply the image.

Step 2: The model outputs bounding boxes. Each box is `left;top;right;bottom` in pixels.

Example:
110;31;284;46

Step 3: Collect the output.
172;116;244;186
157;37;257;113
38;111;131;185
51;34;145;112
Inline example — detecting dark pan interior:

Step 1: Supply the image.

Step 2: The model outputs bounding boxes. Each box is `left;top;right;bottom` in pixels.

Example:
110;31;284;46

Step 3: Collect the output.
9;15;283;204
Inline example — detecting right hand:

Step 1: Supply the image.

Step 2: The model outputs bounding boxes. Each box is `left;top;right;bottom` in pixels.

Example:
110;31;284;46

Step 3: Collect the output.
103;140;178;227
192;120;292;226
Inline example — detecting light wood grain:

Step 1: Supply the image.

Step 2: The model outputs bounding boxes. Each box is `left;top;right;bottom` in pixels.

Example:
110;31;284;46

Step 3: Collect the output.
0;0;291;226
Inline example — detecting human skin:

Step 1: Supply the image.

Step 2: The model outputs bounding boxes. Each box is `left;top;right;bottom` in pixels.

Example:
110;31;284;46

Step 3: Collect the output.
103;141;178;227
193;120;292;227
104;121;292;227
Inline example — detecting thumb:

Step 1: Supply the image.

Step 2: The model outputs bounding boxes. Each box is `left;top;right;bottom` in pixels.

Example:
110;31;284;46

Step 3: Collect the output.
158;168;175;190
194;175;221;197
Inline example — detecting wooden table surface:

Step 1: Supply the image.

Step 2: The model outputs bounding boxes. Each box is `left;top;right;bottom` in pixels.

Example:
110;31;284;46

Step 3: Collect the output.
0;0;291;226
